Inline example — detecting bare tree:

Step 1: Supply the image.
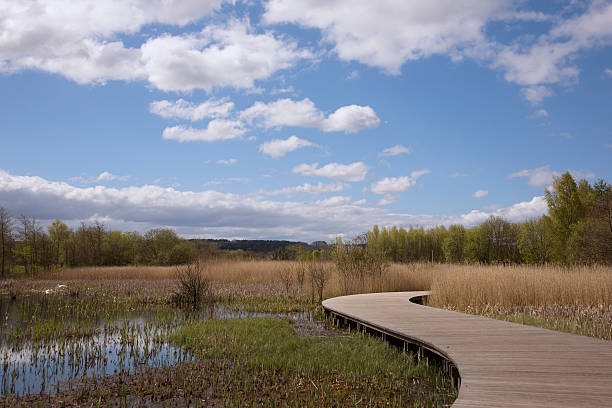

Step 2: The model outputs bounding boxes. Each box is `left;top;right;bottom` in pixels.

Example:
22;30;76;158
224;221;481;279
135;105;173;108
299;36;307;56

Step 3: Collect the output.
0;207;13;277
277;263;293;295
308;256;330;304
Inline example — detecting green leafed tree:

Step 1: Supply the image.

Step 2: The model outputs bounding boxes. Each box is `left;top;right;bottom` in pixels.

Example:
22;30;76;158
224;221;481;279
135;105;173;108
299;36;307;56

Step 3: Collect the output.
545;172;589;263
518;217;554;264
443;224;465;263
48;219;71;268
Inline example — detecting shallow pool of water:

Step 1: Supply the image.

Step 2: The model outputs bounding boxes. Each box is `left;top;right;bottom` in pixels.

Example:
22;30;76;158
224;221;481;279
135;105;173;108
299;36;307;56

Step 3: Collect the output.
0;296;310;395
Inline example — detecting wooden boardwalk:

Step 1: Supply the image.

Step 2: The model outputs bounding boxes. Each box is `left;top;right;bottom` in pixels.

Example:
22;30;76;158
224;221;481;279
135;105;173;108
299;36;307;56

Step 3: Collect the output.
322;292;612;407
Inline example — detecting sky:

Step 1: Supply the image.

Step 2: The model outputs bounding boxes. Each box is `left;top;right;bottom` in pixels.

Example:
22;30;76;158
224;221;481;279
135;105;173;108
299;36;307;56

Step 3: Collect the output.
0;0;611;242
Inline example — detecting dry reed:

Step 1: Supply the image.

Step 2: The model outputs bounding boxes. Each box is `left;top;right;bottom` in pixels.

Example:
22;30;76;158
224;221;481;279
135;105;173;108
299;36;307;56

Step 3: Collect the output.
44;260;612;339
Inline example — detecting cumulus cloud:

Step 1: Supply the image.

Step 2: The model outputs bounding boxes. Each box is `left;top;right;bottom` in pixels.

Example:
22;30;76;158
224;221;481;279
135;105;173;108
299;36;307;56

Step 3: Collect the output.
264;0;612;103
141;20;312;92
241;98;379;133
162;120;245;142
473;189;488;198
0;0;226;84
264;0;507;74
0;6;311;91
149;98;234;121
265;182;349;196
605;68;612;77
370;170;429;194
259;136;314;158
379;145;412;157
0;169;549;241
293;162;368;182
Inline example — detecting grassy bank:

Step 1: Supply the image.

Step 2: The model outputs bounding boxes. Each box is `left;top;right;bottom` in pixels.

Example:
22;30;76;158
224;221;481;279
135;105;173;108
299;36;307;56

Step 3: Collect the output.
171;317;455;407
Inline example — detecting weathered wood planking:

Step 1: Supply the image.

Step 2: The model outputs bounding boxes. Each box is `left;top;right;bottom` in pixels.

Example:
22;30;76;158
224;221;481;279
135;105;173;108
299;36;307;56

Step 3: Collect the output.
322;292;612;407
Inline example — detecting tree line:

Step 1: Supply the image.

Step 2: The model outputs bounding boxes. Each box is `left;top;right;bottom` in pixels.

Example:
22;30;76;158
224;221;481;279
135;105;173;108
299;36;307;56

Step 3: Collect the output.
363;173;611;265
0;172;609;276
0;216;198;277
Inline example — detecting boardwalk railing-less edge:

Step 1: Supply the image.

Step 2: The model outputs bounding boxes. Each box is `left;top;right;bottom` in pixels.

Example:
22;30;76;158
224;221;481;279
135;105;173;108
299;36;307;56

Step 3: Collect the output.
322;291;612;408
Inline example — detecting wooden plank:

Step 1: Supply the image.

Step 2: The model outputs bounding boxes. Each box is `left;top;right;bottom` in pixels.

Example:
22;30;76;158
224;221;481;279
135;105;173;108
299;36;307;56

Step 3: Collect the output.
322;292;612;407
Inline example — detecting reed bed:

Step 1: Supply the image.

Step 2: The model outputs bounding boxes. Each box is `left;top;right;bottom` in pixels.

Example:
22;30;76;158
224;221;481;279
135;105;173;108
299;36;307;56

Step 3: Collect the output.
428;264;612;340
27;261;612;340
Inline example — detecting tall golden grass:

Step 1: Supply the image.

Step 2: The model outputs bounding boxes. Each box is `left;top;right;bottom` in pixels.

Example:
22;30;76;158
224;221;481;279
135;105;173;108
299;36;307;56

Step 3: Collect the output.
44;260;612;338
51;261;612;307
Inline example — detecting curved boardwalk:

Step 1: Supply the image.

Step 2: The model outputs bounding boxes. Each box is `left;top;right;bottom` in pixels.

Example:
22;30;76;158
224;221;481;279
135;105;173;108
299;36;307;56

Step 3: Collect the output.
323;292;612;407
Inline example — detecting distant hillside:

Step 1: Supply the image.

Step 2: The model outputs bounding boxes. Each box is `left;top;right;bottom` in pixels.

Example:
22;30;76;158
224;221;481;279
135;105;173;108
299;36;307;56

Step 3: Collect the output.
189;239;328;254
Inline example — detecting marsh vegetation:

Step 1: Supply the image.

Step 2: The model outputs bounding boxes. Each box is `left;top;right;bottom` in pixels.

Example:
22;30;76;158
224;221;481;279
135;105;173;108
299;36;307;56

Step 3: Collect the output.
0;262;457;407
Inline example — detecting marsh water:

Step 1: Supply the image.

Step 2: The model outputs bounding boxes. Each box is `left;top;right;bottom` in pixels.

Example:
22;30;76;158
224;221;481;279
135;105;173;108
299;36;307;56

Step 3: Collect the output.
0;293;311;395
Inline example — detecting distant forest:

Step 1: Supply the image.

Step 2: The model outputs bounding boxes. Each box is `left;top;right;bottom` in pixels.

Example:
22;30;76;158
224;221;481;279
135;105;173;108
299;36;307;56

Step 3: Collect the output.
0;172;610;276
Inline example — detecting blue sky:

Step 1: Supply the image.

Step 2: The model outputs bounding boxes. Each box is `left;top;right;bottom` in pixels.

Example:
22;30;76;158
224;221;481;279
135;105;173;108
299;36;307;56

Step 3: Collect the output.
0;0;611;241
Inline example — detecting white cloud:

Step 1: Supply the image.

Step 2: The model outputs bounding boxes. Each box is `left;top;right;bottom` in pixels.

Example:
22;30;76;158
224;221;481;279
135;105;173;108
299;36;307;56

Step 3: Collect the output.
259;136;314;158
0;0;226;84
162;120;245;142
379;145;412;157
521;86;554;105
265;182;349;196
242;98;323;128
0;169;549;241
370;169;430;194
473;189;488;198
241;98;379;133
529;109;549;119
377;194;397;206
605;68;612;78
149;98;234;121
141;20;312;92
449;172;468;178
606;144;612;150
323;105;380;132
264;0;508;74
492;1;612;90
508;165;558;187
1;8;312;91
264;0;612;103
216;158;237;165
293;162;368;182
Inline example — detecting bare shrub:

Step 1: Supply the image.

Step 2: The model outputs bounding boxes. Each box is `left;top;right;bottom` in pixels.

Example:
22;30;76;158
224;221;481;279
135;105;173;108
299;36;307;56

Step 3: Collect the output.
309;258;331;304
277;263;293;295
294;260;307;292
172;259;210;308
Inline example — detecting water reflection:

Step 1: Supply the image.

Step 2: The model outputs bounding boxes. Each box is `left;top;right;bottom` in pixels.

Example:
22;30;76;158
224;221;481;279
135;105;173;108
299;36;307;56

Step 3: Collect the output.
0;295;310;395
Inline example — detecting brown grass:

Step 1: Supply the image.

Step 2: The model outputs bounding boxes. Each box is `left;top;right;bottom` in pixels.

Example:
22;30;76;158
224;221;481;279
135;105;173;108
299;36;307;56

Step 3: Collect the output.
42;260;612;339
427;264;612;340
